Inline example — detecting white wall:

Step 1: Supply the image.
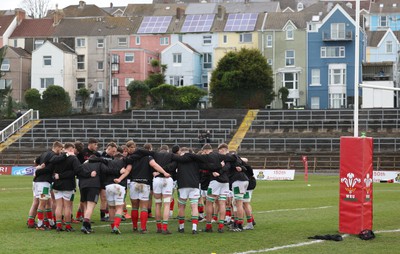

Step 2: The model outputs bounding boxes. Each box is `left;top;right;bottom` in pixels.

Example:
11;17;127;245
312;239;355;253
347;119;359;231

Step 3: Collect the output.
362;81;394;108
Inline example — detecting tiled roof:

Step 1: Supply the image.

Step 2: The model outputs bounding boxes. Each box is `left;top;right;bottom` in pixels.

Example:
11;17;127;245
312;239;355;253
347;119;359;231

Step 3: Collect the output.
60;3;111;17
366;30;386;47
8;46;31;57
123;4;157;17
0;15;14;35
370;0;400;14
10;19;55;37
367;30;400;47
278;0;319;12
221;2;280;13
265;11;311;29
52;42;75;53
52;16;141;37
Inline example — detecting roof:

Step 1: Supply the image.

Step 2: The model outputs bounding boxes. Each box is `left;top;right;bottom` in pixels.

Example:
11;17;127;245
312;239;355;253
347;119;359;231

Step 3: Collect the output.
123;4;157;17
367;30;400;47
62;3;111;17
52;42;75;53
0;15;14;35
185;3;218;15
278;0;319;12
102;6;126;16
265;11;311;29
8;46;31;57
370;0;400;14
221;2;280;13
10;19;55;37
52;16;141;37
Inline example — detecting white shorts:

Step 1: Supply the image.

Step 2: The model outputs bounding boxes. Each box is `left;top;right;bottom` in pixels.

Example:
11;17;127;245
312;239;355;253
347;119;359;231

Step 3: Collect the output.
178;187;200;200
152;177;173;195
53;189;74;201
232;181;249;200
207;180;229;197
33;182;51;200
243;190;253;203
129;182;150;201
200;189;207;198
106;184;126;206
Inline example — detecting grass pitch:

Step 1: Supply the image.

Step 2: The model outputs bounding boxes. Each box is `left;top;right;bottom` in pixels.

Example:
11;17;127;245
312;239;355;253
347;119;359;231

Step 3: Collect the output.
0;175;399;254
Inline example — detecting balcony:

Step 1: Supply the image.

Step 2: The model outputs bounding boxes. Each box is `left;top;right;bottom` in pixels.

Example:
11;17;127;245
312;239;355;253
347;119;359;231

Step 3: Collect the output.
322;30;352;41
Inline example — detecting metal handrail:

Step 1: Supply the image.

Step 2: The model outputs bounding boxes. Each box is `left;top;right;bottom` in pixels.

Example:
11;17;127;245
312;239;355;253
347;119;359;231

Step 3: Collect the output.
238;137;400;153
0;109;39;143
131;110;200;120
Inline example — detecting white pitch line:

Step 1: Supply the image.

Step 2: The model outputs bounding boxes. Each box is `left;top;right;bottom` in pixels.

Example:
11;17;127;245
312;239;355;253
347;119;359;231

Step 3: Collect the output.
255;206;333;214
233;235;349;254
233;229;400;254
0;187;31;191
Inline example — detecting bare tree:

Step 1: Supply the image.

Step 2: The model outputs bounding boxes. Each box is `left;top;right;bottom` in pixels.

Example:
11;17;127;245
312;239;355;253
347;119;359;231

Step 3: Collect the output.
20;0;51;18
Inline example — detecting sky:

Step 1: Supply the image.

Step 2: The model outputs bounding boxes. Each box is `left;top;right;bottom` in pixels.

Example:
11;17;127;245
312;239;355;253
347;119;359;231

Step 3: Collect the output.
0;0;152;11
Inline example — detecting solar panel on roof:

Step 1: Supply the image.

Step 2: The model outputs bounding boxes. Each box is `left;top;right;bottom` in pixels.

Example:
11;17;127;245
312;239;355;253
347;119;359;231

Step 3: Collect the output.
138;16;172;34
181;14;215;33
224;13;258;32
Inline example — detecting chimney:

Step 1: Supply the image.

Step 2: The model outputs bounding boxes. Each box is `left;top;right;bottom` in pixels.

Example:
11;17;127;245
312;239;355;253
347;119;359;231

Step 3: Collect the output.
110;2;113;8
176;7;185;20
217;5;225;20
79;1;86;9
53;9;64;26
15;8;25;25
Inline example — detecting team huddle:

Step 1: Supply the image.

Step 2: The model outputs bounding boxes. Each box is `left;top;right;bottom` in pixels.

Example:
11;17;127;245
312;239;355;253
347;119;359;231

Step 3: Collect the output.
27;138;257;235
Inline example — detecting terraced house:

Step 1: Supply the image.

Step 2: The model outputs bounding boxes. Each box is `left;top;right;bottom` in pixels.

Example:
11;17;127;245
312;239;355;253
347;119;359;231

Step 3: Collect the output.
1;0;400;112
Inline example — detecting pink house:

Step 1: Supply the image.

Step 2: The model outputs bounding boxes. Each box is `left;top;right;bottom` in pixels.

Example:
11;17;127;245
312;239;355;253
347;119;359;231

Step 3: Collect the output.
111;34;171;112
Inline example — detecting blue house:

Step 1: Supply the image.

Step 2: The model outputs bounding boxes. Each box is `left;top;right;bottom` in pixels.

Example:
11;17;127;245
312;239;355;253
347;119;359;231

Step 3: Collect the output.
307;4;365;109
368;0;400;31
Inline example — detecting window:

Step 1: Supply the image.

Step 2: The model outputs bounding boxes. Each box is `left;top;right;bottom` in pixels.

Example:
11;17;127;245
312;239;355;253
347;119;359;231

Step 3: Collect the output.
331;23;345;40
1;59;10;71
111;78;119;95
97;61;104;71
329;93;346;109
40;78;54;89
239;33;252;43
328;64;346;86
321;46;345;58
160;37;169;45
266;35;273;47
125;78;134;87
43;56;52;66
286;25;294;40
285;50;295;66
203;35;212;45
173;53;182;64
13;40;17;47
125;100;131;110
0;79;12;89
169;76;184;86
311;69;320;85
76;38;86;47
34;40;44;50
311;97;320;109
386;41;393;53
136;36;141;45
97;38;104;48
125;53;134;62
77;55;85;70
267;59;272;66
77;78;85;89
203;53;212;69
223;35;228;44
118;37;127;47
283;72;298;90
379;16;388;27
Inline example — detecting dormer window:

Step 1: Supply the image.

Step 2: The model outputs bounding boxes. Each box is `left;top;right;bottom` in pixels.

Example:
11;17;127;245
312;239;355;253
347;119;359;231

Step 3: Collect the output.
286;24;294;40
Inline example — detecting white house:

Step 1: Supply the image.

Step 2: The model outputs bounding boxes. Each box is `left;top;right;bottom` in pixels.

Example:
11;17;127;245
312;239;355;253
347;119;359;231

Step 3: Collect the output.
31;41;77;104
161;41;202;87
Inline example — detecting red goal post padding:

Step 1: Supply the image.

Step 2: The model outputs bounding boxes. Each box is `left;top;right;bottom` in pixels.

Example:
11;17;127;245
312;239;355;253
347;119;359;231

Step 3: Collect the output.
339;136;373;234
